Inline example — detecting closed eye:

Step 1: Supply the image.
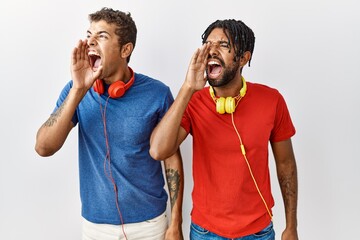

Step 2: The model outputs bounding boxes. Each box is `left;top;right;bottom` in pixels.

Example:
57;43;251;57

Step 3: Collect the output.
219;41;230;49
98;34;108;39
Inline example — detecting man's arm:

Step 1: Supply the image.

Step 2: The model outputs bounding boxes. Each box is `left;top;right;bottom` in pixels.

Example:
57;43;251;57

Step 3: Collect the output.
35;91;80;156
35;40;102;156
271;139;299;240
163;149;184;240
149;43;210;160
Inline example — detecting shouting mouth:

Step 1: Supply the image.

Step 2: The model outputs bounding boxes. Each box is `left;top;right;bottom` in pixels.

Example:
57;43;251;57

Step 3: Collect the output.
88;50;102;71
207;60;223;79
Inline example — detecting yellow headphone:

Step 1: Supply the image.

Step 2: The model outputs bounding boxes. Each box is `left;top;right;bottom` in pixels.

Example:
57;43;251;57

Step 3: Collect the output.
209;76;247;114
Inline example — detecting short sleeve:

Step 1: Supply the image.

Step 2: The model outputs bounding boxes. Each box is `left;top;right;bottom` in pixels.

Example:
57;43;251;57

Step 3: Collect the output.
180;107;191;134
53;80;78;126
156;86;174;123
270;93;296;142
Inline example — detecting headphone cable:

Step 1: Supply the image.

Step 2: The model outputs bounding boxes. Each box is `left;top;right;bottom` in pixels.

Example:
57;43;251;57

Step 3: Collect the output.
98;95;128;239
230;112;273;220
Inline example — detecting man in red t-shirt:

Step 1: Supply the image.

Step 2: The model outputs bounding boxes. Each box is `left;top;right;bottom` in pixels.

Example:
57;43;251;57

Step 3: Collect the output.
150;19;298;240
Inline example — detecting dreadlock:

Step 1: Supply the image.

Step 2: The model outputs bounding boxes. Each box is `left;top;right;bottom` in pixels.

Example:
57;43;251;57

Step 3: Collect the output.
89;7;137;63
201;19;255;66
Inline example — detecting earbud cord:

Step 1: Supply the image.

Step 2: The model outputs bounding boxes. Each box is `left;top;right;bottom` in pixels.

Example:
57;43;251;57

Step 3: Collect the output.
98;95;128;239
230;111;273;220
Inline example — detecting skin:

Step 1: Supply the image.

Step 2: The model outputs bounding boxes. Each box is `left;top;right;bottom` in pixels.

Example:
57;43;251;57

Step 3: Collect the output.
150;28;298;239
35;20;184;240
164;150;184;240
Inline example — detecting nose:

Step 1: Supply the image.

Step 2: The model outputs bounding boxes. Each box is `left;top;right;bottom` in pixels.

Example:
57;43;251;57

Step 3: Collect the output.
87;36;96;46
208;43;219;57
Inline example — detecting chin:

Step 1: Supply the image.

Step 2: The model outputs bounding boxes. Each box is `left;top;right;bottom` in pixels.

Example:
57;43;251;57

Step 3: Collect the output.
208;78;223;87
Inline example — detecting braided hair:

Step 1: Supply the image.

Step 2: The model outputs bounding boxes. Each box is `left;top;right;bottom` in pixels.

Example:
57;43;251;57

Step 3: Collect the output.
201;19;255;66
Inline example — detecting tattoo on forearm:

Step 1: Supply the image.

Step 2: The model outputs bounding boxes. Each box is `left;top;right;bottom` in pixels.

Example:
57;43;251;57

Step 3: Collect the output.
43;98;68;127
166;168;180;210
279;170;297;214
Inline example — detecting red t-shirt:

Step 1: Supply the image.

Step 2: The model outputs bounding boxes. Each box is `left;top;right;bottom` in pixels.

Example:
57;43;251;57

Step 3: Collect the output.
181;82;296;238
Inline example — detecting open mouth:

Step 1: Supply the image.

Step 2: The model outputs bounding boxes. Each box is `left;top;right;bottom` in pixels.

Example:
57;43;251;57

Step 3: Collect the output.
207;60;223;79
88;50;102;71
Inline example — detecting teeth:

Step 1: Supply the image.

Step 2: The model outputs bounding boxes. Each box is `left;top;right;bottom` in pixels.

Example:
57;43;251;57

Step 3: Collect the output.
208;61;219;65
88;51;99;56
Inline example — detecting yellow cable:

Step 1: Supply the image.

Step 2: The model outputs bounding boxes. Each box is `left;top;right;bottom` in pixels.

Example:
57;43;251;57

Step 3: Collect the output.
231;113;273;220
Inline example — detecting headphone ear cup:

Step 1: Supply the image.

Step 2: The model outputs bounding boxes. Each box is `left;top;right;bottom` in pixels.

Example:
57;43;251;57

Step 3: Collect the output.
225;97;236;114
93;79;105;95
216;97;226;114
108;81;126;98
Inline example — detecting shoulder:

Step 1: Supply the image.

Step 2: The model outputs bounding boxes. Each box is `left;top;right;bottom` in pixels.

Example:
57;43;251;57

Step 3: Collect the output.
247;82;280;95
132;72;173;104
247;81;285;101
134;72;170;91
58;80;73;97
63;80;73;90
246;82;291;113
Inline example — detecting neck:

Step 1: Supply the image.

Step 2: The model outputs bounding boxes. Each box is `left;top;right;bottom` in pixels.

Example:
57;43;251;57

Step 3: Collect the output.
212;75;244;98
103;65;131;85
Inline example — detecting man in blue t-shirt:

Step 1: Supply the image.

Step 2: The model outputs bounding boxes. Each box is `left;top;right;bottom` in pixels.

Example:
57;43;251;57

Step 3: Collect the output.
35;8;184;240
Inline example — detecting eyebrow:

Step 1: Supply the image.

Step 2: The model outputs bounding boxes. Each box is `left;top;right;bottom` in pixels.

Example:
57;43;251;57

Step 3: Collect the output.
87;30;111;36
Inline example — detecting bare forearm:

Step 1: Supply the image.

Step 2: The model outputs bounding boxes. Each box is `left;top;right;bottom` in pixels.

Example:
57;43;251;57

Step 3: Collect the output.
151;45;210;161
271;140;298;239
164;150;184;225
150;84;194;160
278;159;298;229
35;88;86;156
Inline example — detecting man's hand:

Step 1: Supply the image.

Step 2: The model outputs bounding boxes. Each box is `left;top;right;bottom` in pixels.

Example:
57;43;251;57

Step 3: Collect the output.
184;43;210;92
282;228;299;240
165;223;184;240
71;39;102;90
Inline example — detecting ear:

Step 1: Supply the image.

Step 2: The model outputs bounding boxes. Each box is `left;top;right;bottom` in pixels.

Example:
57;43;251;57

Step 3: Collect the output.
120;42;134;59
240;51;251;67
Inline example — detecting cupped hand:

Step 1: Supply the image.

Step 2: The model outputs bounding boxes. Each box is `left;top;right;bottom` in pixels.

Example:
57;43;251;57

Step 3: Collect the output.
184;43;210;92
71;39;103;90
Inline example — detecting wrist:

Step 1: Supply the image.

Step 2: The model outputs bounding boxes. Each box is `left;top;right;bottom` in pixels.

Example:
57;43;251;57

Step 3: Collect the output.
68;87;88;103
169;218;183;228
168;209;183;226
285;222;298;231
70;86;88;96
181;82;197;97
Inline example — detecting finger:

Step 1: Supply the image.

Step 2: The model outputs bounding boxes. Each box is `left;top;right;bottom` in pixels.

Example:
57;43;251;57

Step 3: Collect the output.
92;65;103;80
80;39;87;60
189;48;200;66
71;47;77;66
75;40;83;61
83;39;89;61
78;40;84;60
71;40;81;65
84;42;90;63
203;43;211;64
203;70;207;81
198;42;210;65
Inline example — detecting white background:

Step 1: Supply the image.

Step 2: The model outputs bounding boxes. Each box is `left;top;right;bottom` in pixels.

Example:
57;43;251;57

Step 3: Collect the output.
1;0;359;239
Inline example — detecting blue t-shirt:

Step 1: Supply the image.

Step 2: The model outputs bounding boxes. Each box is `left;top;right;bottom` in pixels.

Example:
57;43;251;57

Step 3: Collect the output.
54;72;174;224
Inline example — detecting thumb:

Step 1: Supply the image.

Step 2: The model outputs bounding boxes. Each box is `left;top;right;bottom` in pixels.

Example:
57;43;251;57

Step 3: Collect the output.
92;66;103;81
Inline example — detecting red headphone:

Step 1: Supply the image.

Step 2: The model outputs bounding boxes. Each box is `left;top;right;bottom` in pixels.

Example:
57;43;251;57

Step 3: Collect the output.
93;67;135;98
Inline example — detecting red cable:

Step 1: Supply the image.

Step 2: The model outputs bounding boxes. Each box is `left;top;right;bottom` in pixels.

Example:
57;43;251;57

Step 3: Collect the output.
98;95;128;239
